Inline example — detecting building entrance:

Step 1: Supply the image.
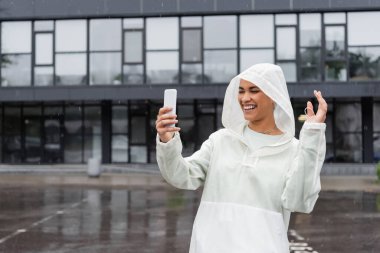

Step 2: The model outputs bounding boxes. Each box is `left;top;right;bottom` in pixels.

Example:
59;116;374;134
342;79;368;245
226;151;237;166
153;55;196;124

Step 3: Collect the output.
23;116;63;163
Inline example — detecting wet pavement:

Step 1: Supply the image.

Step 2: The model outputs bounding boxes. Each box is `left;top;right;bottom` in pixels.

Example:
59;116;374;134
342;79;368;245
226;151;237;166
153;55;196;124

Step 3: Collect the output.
0;174;379;253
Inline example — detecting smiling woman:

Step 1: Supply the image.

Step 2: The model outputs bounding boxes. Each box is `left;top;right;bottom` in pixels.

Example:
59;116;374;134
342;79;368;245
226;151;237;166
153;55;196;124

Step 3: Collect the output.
155;63;327;253
238;79;282;135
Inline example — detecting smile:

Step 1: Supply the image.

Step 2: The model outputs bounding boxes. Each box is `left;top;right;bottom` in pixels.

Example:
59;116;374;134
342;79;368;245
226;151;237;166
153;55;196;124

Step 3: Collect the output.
243;104;257;111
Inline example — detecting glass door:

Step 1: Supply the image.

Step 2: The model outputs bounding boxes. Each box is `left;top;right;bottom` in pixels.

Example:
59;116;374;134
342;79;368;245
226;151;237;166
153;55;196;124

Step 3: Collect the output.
43;116;63;163
24;117;42;163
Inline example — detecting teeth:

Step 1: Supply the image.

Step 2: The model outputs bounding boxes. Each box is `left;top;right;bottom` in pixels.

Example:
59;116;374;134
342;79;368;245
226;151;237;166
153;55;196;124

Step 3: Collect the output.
243;105;256;110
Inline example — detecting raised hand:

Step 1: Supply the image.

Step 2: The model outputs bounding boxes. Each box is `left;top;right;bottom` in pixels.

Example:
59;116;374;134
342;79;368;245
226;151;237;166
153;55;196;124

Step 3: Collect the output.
305;90;327;123
156;107;181;143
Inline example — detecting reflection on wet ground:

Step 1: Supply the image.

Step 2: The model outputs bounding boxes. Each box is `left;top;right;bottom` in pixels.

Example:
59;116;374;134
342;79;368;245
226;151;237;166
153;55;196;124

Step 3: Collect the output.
290;191;380;253
0;184;379;252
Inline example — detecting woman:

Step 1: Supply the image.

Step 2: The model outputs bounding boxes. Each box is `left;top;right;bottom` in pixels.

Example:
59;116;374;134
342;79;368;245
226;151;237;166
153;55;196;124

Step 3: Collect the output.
155;63;327;253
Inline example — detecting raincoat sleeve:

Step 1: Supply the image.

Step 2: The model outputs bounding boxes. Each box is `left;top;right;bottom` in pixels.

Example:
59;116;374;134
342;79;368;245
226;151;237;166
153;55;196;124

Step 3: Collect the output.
156;132;212;190
281;122;326;213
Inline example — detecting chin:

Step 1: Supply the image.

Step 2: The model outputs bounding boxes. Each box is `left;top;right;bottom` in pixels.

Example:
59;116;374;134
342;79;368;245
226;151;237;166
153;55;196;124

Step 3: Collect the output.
243;115;256;122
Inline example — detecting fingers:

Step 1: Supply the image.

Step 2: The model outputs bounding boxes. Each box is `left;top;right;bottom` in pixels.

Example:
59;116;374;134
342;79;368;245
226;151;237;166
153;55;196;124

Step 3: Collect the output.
156;107;181;136
314;90;328;113
306;101;315;117
157;126;181;134
156;113;177;123
314;90;328;121
158;119;178;127
158;106;174;116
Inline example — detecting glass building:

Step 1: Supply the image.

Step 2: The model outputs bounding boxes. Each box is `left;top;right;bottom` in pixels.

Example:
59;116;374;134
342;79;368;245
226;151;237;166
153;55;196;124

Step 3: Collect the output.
0;0;379;164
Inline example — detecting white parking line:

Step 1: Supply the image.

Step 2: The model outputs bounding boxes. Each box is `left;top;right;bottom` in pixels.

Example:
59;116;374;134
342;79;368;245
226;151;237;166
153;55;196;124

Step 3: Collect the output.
0;198;87;245
289;229;318;253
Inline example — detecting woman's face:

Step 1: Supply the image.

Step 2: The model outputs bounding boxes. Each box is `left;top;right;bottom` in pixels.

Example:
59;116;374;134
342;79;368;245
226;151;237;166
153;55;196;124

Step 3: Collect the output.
238;79;275;123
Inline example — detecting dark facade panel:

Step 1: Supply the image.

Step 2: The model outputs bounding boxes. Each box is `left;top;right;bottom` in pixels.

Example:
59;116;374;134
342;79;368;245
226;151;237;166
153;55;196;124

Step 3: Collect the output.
34;0;142;19
369;0;380;8
254;0;291;11
34;0;101;18
0;0;34;19
217;0;252;12
142;0;178;15
288;83;380;98
32;88;67;101
0;0;380;19
0;88;33;101
179;0;215;13
0;83;379;102
293;0;331;10
105;0;142;15
330;0;371;9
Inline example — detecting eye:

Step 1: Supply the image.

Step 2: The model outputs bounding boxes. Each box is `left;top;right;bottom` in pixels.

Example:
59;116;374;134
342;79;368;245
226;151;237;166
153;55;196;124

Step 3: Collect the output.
250;89;260;93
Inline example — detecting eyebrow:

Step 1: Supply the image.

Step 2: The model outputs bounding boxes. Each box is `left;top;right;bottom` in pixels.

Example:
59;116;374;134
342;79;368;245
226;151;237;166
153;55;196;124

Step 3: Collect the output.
239;86;260;89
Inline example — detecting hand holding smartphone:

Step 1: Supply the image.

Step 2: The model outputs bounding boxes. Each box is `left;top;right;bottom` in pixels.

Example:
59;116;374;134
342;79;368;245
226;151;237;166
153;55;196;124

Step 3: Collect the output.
156;89;180;143
163;89;177;127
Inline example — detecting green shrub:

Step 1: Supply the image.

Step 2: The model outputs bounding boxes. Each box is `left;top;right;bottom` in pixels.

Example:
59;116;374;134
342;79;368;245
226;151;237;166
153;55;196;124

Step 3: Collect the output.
377;162;380;181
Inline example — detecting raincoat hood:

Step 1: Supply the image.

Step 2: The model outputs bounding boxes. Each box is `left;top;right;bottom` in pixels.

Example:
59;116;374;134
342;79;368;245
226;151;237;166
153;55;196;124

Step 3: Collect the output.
222;63;295;138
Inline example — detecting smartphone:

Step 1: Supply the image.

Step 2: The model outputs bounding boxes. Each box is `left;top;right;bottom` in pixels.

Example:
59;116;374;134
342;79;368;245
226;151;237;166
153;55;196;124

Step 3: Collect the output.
164;89;177;127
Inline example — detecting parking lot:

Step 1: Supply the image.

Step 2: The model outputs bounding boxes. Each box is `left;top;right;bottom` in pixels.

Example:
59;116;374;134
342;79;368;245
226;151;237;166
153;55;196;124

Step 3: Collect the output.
0;173;379;253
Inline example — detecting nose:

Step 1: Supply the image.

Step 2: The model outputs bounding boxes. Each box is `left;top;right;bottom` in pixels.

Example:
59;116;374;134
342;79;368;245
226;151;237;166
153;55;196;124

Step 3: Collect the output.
241;92;251;103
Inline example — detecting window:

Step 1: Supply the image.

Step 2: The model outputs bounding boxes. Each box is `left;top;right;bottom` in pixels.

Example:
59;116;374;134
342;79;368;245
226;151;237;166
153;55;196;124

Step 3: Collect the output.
275;14;297;25
123;18;144;85
130;103;148;163
277;62;296;82
180;16;203;84
349;47;380;80
348;12;380;46
276;28;296;60
64;105;83;163
56;54;87;85
124;31;143;63
3;107;21;163
240;15;274;48
325;26;345;58
90;53;122;85
240;50;274;72
182;29;202;62
56;20;86;52
181;16;202;27
89;19;122;85
335;102;362;162
204;50;237;83
299;14;322;81
204;16;237;83
84;106;102;162
348;12;380;81
276;25;297;82
146;51;178;84
374;102;380;162
34;21;54;86
146;17;178;50
55;20;87;86
146;17;179;84
34;21;54;31
324;25;347;81
112;105;128;163
35;34;53;65
204;16;237;49
1;22;32;86
240;15;274;72
324;13;346;24
90;19;122;51
177;104;196;156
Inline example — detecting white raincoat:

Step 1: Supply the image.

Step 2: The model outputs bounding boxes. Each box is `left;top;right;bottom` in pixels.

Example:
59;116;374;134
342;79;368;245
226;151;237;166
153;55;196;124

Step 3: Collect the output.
156;63;326;253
